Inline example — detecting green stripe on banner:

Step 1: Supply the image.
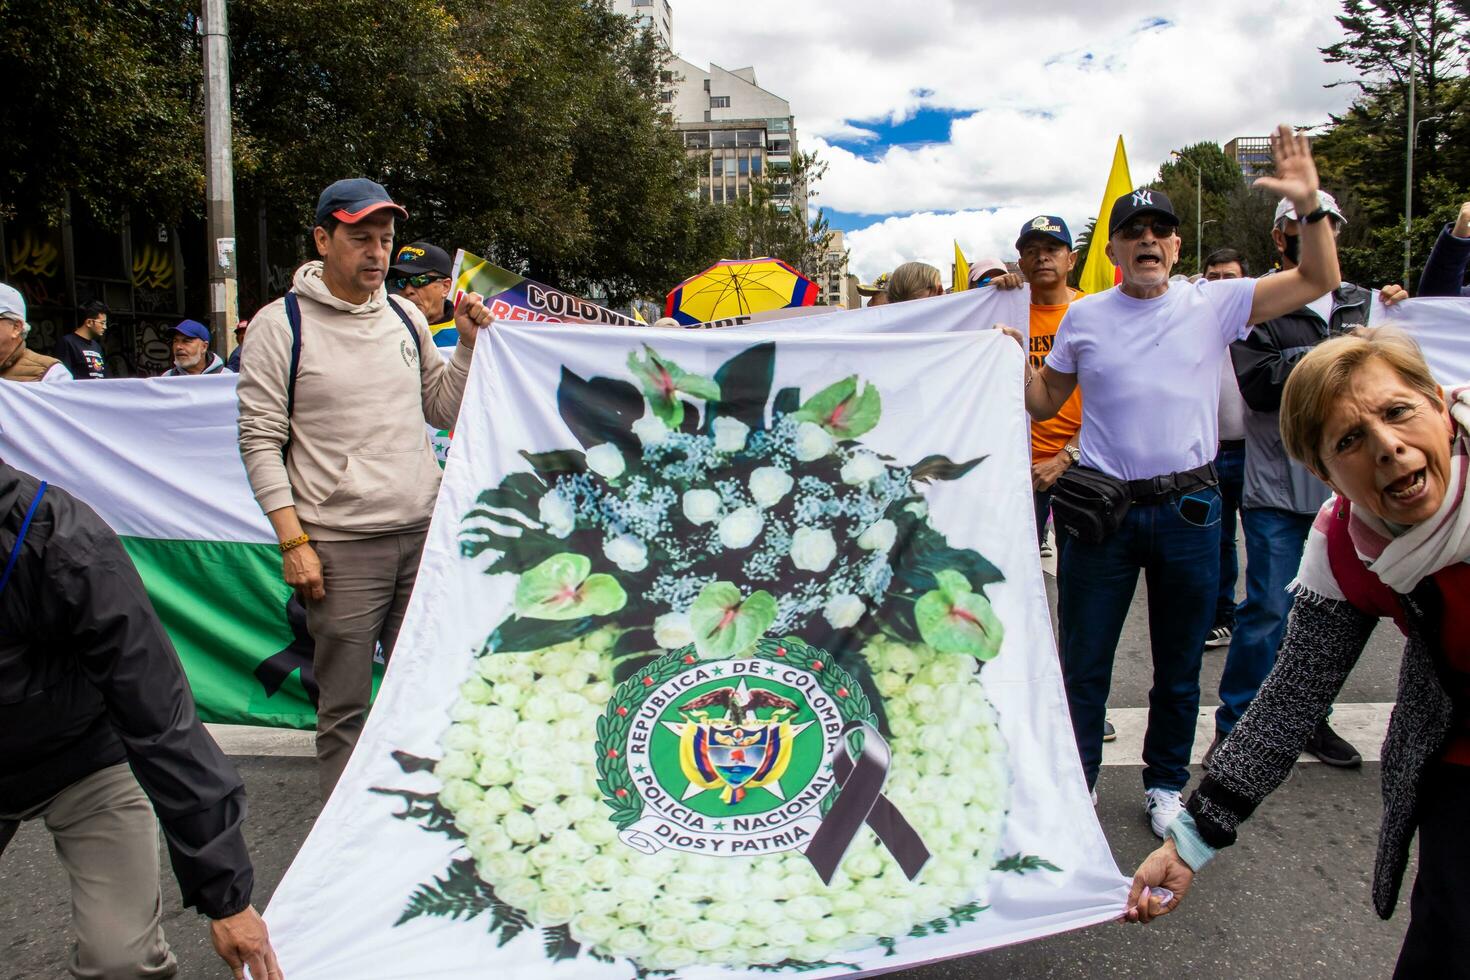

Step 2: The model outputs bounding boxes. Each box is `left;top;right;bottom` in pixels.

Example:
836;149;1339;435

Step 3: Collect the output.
120;536;317;729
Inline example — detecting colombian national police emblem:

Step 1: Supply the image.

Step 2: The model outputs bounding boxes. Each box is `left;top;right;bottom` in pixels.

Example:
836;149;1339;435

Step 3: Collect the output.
597;638;880;859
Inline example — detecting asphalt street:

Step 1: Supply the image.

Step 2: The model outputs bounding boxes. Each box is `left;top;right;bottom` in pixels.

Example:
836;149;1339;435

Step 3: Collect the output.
1;554;1413;979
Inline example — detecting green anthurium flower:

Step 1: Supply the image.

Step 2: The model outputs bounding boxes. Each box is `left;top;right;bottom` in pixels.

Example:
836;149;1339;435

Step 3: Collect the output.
790;375;881;439
513;553;627;621
688;581;778;659
627;345;721;428
915;569;1004;660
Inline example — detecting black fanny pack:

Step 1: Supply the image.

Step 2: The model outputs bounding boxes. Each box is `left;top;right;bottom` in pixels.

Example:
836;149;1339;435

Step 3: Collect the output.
1052;462;1218;545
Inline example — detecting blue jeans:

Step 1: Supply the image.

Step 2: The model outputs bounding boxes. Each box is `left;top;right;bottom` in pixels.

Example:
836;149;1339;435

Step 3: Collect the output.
1034;489;1053;547
1214;445;1245;626
1057;488;1222;792
1214;506;1315;733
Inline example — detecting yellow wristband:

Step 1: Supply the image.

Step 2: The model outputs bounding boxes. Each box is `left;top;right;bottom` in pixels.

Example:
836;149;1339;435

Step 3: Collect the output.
279;533;310;554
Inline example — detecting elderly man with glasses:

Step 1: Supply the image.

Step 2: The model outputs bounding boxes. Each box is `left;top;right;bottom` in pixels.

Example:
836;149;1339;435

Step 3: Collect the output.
1000;125;1350;837
388;241;457;347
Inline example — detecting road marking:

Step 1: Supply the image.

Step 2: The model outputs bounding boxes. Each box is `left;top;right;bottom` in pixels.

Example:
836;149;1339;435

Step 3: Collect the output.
1100;702;1392;766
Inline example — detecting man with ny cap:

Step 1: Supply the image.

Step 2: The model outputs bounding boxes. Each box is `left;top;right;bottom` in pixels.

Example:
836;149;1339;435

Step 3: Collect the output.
1002;125;1350;838
236;177;492;797
1204;190;1405;770
389;240;458;347
162;319;229;376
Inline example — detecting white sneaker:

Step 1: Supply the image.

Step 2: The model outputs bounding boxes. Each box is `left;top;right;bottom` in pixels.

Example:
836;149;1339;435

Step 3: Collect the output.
1143;787;1183;839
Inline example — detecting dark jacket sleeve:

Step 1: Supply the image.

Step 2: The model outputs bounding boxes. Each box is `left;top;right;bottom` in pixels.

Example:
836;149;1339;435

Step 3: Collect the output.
1230;323;1303;414
44;492;255;919
1186;592;1377;849
1417;223;1470;298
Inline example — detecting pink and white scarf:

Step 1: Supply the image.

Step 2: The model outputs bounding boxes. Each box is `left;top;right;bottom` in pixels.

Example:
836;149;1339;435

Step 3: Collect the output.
1291;385;1470;601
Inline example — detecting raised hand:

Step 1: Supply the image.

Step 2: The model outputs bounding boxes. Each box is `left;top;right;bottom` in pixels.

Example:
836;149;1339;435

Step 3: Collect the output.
1253;123;1320;219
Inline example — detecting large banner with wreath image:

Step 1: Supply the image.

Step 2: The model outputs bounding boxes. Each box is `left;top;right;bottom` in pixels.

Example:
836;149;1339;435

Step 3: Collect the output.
266;317;1129;978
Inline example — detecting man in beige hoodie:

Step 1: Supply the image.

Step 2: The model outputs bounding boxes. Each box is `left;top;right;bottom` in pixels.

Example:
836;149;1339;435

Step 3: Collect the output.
237;178;490;797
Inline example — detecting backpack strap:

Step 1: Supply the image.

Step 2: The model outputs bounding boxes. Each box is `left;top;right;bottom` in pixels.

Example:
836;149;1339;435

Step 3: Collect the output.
1325;496;1410;636
386;296;424;355
0;482;47;602
282;291;303;461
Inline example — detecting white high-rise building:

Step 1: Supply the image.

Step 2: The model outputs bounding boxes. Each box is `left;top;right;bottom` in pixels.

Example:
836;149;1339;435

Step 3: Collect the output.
664;58;802;221
608;0;673;50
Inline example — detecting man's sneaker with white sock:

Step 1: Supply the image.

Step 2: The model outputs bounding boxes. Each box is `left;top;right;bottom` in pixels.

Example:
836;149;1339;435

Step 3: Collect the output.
1144;787;1183;838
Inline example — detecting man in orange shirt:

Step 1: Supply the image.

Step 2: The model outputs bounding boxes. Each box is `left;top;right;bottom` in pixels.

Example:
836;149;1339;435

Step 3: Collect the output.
997;216;1082;555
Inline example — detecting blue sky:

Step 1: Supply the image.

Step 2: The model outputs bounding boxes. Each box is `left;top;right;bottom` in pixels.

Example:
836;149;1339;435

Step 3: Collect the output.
675;1;1357;282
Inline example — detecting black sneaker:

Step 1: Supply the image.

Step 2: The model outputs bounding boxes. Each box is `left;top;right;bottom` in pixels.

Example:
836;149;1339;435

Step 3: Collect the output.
1201;729;1225;771
1102;719;1117;742
1204;624;1232;648
1304;720;1362;768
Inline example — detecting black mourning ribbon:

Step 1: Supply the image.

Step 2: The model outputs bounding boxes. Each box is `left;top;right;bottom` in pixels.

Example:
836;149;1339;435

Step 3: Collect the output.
805;720;930;885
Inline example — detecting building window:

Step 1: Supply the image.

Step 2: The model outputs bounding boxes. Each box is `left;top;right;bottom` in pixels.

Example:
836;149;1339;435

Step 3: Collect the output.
711;130;737;148
710;96;730;109
684;131;710;148
659;70;673;84
658;90;672;103
768;139;790;154
631;0;652;5
712;186;725;204
751;156;763;176
737;155;750;176
703;78;710;92
711;157;723;177
736;129;762;147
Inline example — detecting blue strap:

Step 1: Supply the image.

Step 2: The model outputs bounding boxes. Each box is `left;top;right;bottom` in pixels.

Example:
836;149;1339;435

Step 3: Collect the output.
0;482;47;602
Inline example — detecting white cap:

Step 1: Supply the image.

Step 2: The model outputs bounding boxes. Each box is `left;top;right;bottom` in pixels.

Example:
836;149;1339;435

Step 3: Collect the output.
0;283;26;325
1274;190;1345;227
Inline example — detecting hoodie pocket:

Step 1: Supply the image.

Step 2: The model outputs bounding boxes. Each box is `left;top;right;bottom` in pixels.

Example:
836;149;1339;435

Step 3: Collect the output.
318;448;440;524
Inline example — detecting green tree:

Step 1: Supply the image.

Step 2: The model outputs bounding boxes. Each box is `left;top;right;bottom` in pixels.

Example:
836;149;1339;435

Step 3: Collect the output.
0;0;202;224
1068;217;1097;289
1149;142;1246;276
1313;0;1470;286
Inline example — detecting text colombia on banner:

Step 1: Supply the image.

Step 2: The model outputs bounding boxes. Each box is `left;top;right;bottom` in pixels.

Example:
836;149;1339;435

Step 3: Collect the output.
266;315;1127;978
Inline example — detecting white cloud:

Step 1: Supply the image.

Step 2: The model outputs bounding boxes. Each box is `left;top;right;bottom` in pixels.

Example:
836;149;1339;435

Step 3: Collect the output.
672;0;1361;282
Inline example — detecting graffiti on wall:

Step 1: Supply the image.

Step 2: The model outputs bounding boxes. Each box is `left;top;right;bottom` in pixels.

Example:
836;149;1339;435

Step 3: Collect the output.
6;228;66;309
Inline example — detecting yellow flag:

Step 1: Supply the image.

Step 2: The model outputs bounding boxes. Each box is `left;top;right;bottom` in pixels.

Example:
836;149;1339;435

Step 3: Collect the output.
632;306;648;324
1077;136;1133;295
953;241;970;292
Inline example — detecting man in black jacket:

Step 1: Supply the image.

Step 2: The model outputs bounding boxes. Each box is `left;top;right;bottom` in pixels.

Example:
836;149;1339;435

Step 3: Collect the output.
0;461;281;979
1417;200;1470;298
1209;191;1390;769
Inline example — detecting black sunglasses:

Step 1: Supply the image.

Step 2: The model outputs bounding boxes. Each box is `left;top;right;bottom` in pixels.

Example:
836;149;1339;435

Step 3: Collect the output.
389;272;448;291
1117;218;1179;241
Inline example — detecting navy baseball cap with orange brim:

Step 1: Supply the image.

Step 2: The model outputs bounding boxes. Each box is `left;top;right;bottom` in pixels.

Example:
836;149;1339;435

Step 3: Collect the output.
314;178;409;226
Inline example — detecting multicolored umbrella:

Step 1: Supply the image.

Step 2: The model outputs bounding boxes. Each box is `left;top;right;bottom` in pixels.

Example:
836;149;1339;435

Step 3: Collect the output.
664;257;819;325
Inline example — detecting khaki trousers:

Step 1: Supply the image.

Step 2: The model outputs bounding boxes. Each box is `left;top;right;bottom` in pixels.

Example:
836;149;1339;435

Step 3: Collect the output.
1;764;176;979
305;530;427;798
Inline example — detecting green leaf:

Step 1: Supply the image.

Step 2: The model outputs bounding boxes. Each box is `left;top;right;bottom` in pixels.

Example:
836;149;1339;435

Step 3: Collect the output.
627;345;721;428
791;375;881;438
914;570;1004;659
707;341;776;433
519;449;587;477
910;453;987;484
993;853;1062;874
542;924;581;961
489;615;601;653
688;582;778;659
513;554;627;621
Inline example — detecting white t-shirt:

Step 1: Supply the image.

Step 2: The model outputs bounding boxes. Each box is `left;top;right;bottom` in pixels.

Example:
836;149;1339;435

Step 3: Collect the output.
1046;277;1256;480
41;362;72;383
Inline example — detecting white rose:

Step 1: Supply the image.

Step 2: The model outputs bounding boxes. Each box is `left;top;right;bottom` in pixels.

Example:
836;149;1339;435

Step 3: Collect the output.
793;421;835;461
511;775;556;808
681;488;722;525
718;506;764;550
749;466;794;508
538;492;575;538
712;416;750;452
585;443;626;480
536;893;578;926
823;593;865;629
789;526;837;572
502;810;538;845
858;518;897;552
841;450;885;485
653;611;694;649
602;534;648;573
631;413;668;447
571;912;619;946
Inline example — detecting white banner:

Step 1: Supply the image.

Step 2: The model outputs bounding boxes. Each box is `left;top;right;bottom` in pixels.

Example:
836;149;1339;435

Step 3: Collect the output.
1370;295;1470;383
265;300;1126;978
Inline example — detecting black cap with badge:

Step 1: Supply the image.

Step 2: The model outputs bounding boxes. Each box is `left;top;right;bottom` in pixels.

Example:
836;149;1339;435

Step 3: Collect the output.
1108;187;1179;236
390;242;452;279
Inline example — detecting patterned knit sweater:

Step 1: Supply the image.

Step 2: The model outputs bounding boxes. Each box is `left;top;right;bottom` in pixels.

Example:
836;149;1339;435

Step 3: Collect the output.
1185;587;1456;920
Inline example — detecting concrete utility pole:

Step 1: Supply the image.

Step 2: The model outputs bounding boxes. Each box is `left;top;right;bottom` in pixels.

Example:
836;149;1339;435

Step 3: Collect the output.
202;0;238;358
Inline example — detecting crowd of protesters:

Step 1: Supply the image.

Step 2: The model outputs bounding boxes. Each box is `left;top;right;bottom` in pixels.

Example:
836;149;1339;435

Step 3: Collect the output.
3;126;1470;978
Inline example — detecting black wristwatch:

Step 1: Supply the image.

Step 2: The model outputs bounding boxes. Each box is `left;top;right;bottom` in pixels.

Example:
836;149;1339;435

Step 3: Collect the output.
1302;206;1333;224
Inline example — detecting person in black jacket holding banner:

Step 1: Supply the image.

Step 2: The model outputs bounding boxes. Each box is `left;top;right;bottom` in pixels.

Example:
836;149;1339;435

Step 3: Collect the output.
0;461;281;979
